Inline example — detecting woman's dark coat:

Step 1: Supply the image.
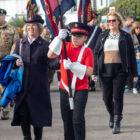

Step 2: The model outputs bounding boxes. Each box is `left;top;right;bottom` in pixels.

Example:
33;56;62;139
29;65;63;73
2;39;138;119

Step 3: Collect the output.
93;29;138;78
11;36;60;127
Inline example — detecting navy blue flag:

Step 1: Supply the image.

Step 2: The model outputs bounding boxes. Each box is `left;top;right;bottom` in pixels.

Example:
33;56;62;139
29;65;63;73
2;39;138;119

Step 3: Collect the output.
26;0;39;19
40;0;76;37
78;0;93;23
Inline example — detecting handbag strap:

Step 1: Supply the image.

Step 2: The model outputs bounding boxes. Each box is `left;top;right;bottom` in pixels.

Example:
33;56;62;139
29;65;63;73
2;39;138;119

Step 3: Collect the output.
19;39;22;55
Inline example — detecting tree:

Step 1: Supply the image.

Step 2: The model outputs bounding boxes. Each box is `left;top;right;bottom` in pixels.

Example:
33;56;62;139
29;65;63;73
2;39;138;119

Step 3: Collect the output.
8;14;26;28
110;0;140;21
97;0;140;22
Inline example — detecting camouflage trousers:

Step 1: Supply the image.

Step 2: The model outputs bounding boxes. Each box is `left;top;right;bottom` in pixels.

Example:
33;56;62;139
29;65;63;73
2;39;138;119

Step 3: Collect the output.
0;85;10;119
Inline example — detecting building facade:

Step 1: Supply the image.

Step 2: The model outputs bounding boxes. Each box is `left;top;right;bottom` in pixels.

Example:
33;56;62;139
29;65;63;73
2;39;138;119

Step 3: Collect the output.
0;0;117;24
96;0;117;9
75;0;117;11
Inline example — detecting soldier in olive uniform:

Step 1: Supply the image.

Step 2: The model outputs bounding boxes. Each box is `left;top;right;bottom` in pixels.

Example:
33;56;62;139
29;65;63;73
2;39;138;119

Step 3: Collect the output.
0;8;19;120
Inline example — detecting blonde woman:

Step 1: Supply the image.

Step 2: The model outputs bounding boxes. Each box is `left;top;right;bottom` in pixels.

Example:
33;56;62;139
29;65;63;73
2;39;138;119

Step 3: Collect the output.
93;12;138;134
131;22;140;48
131;22;140;94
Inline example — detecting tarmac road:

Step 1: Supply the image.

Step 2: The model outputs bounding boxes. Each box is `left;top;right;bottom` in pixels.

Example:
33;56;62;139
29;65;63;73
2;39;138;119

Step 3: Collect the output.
0;84;140;140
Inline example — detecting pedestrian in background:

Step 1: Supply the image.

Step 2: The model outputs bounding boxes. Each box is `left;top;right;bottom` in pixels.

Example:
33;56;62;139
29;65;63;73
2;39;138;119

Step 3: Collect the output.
11;14;60;140
123;15;135;92
41;25;55;86
48;22;93;140
123;15;135;33
41;25;52;42
100;21;106;32
87;12;102;91
93;12;138;134
0;8;19;120
131;22;140;94
131;22;140;49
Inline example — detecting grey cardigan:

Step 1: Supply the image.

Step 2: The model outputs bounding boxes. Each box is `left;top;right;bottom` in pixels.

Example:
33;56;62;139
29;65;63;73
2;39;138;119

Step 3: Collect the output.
131;34;140;48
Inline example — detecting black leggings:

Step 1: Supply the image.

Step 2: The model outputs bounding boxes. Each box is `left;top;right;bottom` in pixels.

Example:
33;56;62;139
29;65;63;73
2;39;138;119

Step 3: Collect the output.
101;76;127;116
19;101;43;140
21;115;43;140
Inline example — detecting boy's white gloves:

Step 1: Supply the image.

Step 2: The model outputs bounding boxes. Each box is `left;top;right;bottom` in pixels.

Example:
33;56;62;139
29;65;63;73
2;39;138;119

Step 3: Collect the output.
63;58;86;80
58;29;68;39
49;29;68;55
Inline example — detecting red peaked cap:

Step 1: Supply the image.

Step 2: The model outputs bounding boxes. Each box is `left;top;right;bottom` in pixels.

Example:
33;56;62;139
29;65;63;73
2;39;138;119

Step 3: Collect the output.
69;22;91;36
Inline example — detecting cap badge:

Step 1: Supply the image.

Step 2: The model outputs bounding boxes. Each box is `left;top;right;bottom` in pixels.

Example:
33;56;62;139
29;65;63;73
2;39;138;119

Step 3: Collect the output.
28;16;32;21
74;24;78;28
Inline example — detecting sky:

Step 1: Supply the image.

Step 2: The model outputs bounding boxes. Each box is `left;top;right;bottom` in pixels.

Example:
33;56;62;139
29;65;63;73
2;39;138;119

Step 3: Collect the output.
0;0;43;21
0;0;77;24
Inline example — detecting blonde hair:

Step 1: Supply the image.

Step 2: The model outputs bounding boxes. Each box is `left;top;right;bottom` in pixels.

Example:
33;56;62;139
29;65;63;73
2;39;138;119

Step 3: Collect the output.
23;23;43;34
130;22;140;35
106;12;124;29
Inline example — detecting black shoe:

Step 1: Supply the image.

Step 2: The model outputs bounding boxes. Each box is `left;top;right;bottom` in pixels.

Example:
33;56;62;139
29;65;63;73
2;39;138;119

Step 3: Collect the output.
109;116;114;128
112;122;120;134
1;116;9;120
109;121;113;128
112;115;122;134
24;136;32;140
10;100;15;107
90;87;96;91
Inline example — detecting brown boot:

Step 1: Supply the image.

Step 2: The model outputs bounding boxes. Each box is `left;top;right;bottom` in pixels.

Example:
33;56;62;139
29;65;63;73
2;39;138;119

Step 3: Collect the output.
1;110;9;120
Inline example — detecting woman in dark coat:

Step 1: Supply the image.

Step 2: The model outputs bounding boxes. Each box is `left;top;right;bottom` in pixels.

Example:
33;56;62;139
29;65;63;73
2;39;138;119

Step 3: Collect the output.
11;15;59;140
93;12;138;134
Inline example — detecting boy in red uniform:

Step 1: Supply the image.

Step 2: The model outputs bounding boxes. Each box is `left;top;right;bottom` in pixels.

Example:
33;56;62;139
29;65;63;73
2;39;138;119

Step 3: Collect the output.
48;22;93;140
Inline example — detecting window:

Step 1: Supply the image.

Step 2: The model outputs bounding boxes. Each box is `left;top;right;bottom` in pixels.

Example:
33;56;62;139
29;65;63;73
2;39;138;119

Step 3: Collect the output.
101;0;103;6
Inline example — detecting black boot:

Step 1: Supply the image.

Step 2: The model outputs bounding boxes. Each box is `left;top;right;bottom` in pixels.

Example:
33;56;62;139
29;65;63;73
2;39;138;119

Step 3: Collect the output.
112;115;122;134
34;127;43;140
109;115;114;128
21;125;32;140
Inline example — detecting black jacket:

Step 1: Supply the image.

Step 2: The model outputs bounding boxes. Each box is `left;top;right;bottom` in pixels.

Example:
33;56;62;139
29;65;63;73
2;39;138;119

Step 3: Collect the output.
93;29;138;78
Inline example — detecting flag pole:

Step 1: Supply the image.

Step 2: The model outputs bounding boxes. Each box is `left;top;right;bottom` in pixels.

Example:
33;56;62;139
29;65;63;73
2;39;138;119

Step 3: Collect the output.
57;0;74;110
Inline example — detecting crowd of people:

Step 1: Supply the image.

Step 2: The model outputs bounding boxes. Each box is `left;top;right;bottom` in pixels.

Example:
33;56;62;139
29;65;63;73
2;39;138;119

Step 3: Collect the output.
0;7;140;140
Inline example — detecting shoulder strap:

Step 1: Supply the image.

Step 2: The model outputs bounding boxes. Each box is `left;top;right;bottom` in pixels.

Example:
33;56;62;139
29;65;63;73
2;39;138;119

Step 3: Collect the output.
77;45;86;62
19;39;22;55
71;45;86;96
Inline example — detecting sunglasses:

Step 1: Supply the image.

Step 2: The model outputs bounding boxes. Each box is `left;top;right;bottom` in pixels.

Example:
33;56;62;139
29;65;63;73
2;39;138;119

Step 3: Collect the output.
107;19;117;23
